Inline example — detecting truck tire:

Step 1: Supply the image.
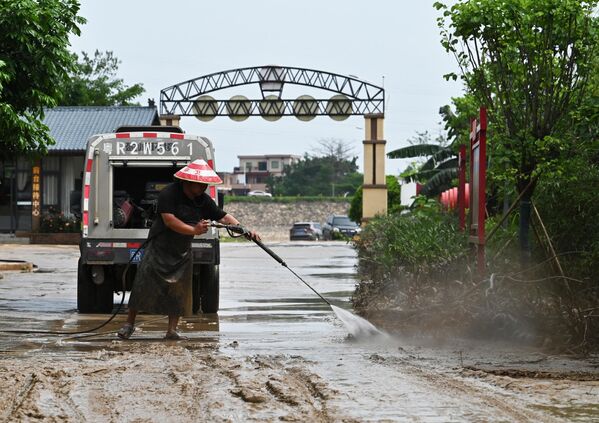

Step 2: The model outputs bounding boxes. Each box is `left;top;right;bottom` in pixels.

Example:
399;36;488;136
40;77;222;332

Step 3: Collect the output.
77;260;114;313
193;264;219;314
77;259;95;313
95;270;114;314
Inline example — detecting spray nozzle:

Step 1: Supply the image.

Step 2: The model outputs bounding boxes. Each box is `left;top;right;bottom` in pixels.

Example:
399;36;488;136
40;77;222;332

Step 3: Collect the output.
210;222;249;238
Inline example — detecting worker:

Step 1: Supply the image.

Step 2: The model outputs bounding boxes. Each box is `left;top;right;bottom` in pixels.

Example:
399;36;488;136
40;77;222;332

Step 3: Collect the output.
117;159;259;340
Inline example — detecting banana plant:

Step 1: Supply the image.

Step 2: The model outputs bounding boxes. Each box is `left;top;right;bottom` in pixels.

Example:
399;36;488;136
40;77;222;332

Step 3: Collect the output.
389;143;458;197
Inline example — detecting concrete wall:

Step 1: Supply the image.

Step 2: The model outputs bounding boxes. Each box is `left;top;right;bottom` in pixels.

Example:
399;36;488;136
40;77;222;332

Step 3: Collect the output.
222;201;350;241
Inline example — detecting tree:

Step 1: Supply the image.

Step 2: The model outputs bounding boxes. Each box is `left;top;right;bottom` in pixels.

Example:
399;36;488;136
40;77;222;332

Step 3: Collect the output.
58;50;145;106
388;131;455;197
0;0;85;161
269;139;362;196
312;138;358;195
435;0;599;254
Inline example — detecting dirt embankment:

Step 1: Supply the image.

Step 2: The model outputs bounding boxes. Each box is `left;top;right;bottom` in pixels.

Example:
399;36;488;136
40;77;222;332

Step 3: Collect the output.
223;201;349;241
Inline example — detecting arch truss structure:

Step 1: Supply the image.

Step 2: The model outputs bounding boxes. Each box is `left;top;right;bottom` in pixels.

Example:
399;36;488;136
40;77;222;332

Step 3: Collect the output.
160;65;384;121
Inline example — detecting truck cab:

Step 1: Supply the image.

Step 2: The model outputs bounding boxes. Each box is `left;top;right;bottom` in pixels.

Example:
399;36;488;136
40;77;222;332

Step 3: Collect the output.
78;126;220;314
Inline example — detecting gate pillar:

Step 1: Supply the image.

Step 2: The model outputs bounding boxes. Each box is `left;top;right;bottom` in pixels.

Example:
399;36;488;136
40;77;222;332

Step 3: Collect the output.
362;114;387;220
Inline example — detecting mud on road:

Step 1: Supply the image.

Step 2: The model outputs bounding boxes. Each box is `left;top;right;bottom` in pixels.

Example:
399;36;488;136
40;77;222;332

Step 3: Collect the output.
1;242;598;422
0;343;338;422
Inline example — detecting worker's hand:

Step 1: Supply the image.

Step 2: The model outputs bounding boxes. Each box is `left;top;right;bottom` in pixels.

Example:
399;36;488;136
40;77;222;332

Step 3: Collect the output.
246;230;261;241
193;219;210;235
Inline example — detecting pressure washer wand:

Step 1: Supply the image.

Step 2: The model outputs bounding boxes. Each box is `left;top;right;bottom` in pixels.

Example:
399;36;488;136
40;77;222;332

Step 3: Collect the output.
211;222;332;307
254;238;332;307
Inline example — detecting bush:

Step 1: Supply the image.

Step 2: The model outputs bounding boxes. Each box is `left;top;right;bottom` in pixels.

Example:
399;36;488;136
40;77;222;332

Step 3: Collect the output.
352;207;469;317
39;207;80;233
356;212;466;273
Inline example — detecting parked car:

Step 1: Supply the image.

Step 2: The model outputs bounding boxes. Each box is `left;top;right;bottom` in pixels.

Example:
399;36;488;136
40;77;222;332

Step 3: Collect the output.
247;190;272;197
289;222;323;241
322;215;361;240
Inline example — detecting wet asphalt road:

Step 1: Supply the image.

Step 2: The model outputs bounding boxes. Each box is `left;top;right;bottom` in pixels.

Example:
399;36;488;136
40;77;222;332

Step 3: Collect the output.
1;242;598;422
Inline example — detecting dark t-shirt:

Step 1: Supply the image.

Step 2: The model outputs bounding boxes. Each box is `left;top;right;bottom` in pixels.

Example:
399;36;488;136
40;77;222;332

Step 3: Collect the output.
148;182;226;246
129;181;225;314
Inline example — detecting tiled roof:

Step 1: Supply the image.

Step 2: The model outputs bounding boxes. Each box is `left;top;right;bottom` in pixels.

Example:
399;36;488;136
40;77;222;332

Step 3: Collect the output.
43;106;160;152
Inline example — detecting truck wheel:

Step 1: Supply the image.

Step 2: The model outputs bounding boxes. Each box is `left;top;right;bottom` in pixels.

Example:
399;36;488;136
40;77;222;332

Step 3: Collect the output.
95;272;114;314
193;264;219;314
77;259;95;313
77;261;114;313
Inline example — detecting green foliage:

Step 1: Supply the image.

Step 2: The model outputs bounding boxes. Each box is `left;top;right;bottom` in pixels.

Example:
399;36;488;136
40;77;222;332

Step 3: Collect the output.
40;207;80;233
0;0;85;161
348;175;402;222
439;95;479;146
387;143;446;160
58;50;145;106
534;160;599;283
388;130;457;196
269;141;363;196
353;209;467;288
348;188;362;223
435;0;598;191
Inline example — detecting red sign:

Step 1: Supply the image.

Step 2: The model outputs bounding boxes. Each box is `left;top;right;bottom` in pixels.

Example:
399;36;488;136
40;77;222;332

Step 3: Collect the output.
469;107;487;275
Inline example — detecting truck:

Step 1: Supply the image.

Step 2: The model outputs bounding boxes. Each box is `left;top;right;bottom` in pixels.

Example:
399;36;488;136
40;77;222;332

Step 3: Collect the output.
77;126;221;314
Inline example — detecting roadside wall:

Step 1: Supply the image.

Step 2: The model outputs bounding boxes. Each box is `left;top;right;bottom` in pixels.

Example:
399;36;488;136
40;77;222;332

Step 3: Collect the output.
222;201;350;241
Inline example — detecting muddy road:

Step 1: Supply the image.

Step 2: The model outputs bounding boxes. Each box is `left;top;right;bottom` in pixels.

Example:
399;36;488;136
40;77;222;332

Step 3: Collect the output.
0;242;598;422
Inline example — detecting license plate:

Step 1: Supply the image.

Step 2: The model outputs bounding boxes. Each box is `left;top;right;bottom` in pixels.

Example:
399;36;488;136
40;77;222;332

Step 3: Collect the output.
129;248;144;263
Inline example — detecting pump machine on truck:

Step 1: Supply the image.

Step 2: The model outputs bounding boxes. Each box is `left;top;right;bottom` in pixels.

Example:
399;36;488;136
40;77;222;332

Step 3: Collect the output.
77;126;221;314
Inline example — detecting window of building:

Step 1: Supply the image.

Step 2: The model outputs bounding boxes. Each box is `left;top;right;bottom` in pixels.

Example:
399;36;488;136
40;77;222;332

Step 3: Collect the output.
258;161;267;171
42;156;60;208
271;160;279;170
245;162;252;171
16;158;31;204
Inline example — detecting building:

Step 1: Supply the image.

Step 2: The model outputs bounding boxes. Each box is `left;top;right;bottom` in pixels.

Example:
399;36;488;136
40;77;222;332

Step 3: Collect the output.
226;154;300;195
0;106;160;233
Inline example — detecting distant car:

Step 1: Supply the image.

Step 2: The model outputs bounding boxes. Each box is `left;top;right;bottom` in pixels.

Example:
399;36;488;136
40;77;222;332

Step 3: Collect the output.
247;190;272;197
289;222;323;241
322;215;361;240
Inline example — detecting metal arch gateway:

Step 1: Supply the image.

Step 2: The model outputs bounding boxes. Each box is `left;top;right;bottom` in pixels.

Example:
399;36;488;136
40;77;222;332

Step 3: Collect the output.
160;65;384;118
159;65;388;219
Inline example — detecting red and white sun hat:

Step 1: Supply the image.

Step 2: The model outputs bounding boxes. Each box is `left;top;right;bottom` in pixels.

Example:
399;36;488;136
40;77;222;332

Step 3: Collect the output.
174;159;223;185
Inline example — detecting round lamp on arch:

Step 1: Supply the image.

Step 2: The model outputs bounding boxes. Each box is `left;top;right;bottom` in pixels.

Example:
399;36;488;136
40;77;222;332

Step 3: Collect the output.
227;95;252;122
192;95;218;122
326;94;352;121
293;95;318;121
259;95;284;121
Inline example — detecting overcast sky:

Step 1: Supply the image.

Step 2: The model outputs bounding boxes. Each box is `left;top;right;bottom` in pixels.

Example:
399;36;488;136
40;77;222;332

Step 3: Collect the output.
69;0;463;174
